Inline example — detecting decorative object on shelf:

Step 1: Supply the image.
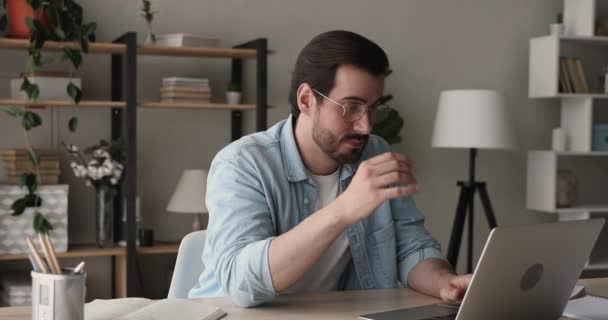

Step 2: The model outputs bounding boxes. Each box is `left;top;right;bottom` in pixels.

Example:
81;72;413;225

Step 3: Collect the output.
0;184;68;255
226;82;241;105
138;227;154;247
117;195;141;247
167;169;208;231
10;72;81;101
592;124;608;151
155;33;221;48
63;139;126;248
431;89;517;272
552;127;568;152
550;12;564;36
161;77;211;104
141;0;157;44
556;169;577;208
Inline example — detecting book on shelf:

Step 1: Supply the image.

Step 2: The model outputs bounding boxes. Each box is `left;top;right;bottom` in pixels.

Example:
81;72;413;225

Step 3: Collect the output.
0;149;57;157
4;168;60;176
162;77;209;87
160;86;211;94
559;57;573;93
154;33;221;48
160;91;211;99
563;57;588;93
1;155;59;162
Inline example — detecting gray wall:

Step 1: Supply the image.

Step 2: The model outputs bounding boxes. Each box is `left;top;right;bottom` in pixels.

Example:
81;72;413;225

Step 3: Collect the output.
0;0;563;298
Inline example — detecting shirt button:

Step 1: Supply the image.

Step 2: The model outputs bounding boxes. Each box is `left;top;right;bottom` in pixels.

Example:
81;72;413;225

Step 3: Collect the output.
303;198;309;204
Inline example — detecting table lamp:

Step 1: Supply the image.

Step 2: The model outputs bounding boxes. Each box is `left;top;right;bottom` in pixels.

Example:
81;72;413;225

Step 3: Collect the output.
167;169;208;231
431;90;517;272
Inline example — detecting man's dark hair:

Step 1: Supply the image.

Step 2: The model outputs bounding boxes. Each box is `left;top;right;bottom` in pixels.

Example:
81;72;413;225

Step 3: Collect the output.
289;30;389;120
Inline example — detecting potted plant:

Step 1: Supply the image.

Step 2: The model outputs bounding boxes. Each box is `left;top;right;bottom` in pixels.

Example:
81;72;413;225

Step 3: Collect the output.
551;12;564;36
372;69;404;145
226;82;241;105
3;0;96;235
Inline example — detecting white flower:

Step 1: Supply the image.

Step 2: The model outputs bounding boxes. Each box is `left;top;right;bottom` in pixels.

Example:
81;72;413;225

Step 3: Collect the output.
110;177;118;185
87;165;103;180
77;165;87;177
67;144;79;153
70;161;78;169
85;180;92;187
88;159;99;167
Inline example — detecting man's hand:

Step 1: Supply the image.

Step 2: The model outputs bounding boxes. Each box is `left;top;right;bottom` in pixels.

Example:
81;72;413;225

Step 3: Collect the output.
336;152;418;225
438;273;473;303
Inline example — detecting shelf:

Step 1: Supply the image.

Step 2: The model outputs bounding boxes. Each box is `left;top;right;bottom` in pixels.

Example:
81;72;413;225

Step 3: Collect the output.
0;99;126;108
554;151;608;156
137;45;262;58
0;242;179;261
0;39;272;59
141;101;257;110
531;93;608;99
556;205;608;213
0;38;125;54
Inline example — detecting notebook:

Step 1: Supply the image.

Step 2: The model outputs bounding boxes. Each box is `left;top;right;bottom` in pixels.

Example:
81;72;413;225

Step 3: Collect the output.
563;295;608;320
85;298;226;320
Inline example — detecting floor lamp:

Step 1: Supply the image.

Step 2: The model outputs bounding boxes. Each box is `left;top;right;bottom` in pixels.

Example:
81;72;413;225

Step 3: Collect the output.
431;90;517;273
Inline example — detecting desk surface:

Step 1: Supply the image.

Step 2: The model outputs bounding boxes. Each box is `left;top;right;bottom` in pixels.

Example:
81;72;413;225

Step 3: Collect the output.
2;278;607;320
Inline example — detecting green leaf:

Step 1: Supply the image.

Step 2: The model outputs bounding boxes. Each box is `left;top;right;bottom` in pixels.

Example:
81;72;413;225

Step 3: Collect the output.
27;149;39;167
10;198;27;216
25;17;39;33
22;111;42;130
68;116;78;132
33;212;53;234
27;0;42;11
20;172;37;194
372;107;404;145
5;106;24;118
24;193;42;207
62;48;82;69
67;82;82;103
26;83;40;101
20;77;31;92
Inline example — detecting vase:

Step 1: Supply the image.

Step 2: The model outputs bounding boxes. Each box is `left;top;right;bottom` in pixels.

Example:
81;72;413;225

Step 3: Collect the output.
95;189;114;248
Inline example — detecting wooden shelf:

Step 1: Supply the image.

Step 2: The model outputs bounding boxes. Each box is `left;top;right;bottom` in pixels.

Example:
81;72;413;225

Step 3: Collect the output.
137;45;260;58
0;99;126;108
0;242;179;261
555;205;608;214
141;101;257;110
0;38;125;54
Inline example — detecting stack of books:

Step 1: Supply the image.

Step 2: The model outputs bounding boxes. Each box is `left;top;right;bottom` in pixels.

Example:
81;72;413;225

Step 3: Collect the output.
559;56;589;93
160;77;212;104
0;272;31;307
1;149;61;185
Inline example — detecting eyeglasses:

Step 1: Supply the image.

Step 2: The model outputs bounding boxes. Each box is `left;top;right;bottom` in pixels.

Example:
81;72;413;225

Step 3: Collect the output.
312;88;388;123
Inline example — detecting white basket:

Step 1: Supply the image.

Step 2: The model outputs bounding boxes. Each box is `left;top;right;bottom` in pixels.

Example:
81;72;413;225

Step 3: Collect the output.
0;185;68;254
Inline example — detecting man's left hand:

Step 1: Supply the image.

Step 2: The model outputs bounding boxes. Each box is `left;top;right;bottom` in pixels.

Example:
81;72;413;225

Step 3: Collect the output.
438;273;473;303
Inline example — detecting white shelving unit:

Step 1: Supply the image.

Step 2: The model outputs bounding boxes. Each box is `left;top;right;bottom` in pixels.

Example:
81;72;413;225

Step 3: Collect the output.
528;0;608;273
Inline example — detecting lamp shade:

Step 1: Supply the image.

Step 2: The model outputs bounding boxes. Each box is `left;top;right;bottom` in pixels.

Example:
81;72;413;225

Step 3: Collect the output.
167;169;208;214
431;90;517;149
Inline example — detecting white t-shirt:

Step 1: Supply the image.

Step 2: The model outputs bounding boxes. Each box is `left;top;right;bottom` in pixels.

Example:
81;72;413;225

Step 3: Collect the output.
283;168;352;293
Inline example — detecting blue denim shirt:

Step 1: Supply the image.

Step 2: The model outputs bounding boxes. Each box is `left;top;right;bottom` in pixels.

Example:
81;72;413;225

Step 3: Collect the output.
188;115;446;307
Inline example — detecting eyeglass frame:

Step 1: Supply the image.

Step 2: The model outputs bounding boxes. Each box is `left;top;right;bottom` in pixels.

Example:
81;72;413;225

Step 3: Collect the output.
312;88;389;123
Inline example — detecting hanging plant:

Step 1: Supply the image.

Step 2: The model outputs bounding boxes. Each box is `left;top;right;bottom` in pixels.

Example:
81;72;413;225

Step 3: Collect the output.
2;0;96;234
141;0;156;43
372;69;404;145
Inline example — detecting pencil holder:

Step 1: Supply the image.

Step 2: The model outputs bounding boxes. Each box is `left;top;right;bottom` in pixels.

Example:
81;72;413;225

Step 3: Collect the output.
31;268;86;320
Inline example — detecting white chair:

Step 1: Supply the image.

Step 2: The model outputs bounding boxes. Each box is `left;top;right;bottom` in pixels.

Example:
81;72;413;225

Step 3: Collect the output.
168;230;206;298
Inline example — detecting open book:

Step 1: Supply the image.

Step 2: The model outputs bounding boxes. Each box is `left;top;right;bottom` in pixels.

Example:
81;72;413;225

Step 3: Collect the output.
85;298;226;320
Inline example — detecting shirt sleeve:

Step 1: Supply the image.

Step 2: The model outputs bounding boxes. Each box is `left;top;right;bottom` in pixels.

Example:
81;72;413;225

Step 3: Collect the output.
391;195;449;287
204;156;277;307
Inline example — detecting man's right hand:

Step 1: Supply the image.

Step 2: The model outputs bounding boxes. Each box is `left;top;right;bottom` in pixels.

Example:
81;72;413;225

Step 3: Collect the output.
336;152;418;225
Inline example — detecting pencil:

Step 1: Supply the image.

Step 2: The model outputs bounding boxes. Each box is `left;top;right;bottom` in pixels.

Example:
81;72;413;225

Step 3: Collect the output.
25;235;49;274
44;233;62;274
38;233;60;274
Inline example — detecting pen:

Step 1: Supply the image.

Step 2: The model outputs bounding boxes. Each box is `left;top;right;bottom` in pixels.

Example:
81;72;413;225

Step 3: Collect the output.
73;261;85;274
44;233;62;274
38;233;60;274
25;235;49;274
27;254;40;272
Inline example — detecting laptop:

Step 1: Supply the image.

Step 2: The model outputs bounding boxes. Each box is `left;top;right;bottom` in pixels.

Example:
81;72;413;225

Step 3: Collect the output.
359;219;605;320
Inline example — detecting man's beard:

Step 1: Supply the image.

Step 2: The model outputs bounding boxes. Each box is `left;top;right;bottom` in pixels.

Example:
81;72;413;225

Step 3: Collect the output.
312;121;369;164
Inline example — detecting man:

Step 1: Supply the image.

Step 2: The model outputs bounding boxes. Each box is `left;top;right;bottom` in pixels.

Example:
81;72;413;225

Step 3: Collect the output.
189;30;471;307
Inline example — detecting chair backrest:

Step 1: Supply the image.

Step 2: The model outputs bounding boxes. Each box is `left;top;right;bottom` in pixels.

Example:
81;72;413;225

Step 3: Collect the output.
167;230;206;299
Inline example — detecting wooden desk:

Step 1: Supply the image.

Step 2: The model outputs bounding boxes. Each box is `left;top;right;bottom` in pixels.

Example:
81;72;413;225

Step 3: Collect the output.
0;242;179;298
1;278;607;320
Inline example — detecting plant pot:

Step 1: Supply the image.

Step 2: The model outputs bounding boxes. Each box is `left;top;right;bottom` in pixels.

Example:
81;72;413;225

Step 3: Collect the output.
6;0;49;39
226;91;241;105
550;23;563;36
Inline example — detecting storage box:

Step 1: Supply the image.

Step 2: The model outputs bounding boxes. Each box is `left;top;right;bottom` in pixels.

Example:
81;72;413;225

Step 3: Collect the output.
0;185;68;254
10;76;81;101
592;124;608;151
155;33;220;48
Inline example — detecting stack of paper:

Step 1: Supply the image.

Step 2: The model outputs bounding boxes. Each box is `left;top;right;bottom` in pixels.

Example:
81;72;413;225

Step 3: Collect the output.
1;149;60;185
155;33;221;48
85;298;226;320
563;295;608;320
160;77;212;104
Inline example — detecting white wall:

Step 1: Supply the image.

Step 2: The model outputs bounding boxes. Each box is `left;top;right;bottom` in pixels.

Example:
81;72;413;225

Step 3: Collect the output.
0;0;564;298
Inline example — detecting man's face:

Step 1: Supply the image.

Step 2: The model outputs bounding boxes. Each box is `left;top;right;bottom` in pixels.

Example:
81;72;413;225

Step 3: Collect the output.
312;64;385;164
